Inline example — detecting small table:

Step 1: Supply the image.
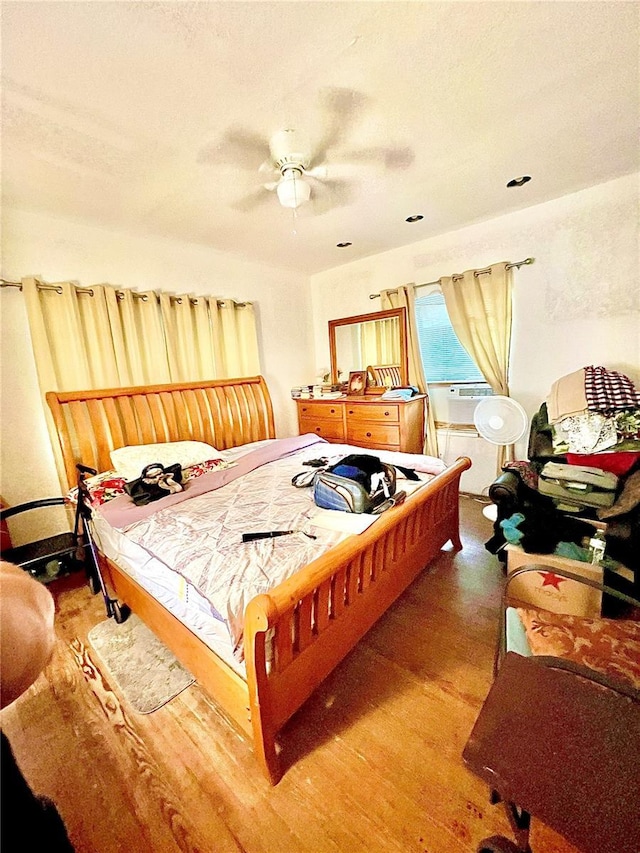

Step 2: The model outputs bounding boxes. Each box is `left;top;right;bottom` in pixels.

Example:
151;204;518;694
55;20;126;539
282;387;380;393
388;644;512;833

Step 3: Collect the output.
463;652;640;853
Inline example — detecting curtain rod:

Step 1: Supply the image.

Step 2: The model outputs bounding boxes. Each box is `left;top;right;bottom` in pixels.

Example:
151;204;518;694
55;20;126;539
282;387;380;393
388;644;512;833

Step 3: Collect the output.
368;256;534;300
0;279;249;308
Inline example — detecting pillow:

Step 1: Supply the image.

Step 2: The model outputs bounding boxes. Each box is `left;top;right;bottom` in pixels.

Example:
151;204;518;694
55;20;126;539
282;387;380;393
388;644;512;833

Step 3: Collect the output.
68;470;127;508
70;457;233;508
110;441;219;481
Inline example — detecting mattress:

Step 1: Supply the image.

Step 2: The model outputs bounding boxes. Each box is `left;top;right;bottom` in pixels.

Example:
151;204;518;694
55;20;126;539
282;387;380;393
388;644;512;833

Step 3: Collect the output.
91;511;246;676
90;437;444;671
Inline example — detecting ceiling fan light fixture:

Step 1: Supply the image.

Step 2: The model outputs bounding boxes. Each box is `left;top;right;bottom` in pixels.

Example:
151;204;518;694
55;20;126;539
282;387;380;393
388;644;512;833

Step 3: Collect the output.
276;168;311;209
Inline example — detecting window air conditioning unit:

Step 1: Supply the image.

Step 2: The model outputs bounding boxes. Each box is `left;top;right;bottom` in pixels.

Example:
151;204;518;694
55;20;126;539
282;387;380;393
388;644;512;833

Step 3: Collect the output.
449;384;494;400
445;384;494;426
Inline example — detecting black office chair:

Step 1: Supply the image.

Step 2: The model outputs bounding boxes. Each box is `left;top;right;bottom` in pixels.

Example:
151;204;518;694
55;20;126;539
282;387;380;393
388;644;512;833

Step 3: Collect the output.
1;495;94;585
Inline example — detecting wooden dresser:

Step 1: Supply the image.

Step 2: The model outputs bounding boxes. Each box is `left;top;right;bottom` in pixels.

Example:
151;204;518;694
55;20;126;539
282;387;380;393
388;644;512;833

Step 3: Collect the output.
295;396;425;454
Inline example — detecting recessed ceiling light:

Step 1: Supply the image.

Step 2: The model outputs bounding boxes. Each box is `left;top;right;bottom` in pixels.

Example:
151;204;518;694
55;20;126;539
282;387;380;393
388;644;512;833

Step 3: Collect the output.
506;176;532;188
405;214;424;223
336;242;352;248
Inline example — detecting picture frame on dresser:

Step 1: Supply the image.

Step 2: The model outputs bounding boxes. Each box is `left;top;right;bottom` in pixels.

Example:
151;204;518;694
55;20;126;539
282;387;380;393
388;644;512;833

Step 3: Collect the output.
347;370;367;395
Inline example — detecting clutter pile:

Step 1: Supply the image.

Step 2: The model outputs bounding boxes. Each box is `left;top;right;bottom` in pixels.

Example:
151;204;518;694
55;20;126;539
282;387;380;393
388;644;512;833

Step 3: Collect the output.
486;365;640;588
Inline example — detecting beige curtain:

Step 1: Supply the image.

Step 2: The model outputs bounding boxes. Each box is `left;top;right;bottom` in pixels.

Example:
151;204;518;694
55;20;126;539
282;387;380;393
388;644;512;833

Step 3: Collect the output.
440;262;514;467
159;294;260;381
23;279;174;391
22;277;260;486
160;292;205;381
23;278;94;394
216;299;260;377
380;285;439;457
104;287;170;385
24;279;260;390
360;317;400;368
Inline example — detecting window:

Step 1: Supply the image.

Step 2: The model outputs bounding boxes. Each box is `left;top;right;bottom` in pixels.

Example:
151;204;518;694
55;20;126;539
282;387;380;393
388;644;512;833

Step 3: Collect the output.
415;289;485;383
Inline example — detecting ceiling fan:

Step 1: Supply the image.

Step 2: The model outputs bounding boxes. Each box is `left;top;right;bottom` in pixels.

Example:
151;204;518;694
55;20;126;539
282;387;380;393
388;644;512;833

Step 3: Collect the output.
197;88;414;214
207;125;357;214
258;128;337;210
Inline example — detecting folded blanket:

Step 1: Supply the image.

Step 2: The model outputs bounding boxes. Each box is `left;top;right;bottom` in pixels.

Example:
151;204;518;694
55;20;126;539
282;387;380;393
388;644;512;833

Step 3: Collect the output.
546;368;587;423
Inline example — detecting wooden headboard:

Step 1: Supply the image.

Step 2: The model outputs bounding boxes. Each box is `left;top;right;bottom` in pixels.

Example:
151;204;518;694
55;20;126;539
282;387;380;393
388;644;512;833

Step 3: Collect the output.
46;376;275;490
367;364;402;387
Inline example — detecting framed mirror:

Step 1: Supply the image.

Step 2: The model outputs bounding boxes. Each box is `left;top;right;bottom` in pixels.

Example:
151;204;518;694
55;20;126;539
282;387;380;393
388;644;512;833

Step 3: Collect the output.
328;307;408;390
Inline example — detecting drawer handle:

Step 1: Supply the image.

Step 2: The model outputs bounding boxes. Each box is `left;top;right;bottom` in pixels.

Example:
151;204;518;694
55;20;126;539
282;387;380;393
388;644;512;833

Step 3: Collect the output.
315;427;321;433
384;411;390;416
302;407;308;413
348;410;354;415
330;408;335;414
366;432;372;438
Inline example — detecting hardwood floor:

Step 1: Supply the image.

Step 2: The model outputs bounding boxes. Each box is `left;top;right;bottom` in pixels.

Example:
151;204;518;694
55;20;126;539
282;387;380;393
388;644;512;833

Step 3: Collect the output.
1;496;579;853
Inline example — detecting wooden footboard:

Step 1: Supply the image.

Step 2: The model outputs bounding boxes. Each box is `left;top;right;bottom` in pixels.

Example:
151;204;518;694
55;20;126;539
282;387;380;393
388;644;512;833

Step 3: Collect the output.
243;456;470;783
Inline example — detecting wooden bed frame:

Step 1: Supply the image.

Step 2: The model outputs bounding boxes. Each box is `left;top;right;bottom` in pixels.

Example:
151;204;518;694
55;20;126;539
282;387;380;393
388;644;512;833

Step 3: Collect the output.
47;376;471;784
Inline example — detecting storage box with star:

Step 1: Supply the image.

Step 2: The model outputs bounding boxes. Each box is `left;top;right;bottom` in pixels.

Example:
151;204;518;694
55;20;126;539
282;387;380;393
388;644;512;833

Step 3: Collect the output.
505;544;604;618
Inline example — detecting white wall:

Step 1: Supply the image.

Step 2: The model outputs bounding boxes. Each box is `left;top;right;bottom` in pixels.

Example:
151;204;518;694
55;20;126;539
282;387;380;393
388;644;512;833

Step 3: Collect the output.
1;208;313;536
310;174;640;494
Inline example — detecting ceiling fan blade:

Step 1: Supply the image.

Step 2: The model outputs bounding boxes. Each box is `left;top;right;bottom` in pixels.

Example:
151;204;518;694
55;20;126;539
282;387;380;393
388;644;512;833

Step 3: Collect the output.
198;127;271;169
262;180;280;192
309;161;371;180
258;160;280;177
308;177;355;215
311;87;369;167
338;146;415;171
305;164;328;180
230;185;274;212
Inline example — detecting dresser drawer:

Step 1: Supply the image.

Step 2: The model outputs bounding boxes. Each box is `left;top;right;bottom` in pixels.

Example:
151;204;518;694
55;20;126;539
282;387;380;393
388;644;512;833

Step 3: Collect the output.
296;396;422;452
347;422;400;447
299;417;346;442
297;402;343;421
344;402;399;423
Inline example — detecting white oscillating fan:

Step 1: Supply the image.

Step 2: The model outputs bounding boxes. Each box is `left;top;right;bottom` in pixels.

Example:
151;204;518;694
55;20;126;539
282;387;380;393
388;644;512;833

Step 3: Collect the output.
473;395;528;445
474;395;528;521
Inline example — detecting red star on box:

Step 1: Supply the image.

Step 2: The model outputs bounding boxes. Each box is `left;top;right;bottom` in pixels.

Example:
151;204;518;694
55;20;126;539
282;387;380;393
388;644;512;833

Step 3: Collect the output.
538;571;567;590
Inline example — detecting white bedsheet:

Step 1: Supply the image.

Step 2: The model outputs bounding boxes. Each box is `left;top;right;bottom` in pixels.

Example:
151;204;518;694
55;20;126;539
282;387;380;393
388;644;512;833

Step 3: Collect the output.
93;438;442;663
91;512;246;676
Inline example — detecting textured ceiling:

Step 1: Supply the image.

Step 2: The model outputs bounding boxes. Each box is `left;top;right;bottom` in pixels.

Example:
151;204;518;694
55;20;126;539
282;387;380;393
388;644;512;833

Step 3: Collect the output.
2;1;638;275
